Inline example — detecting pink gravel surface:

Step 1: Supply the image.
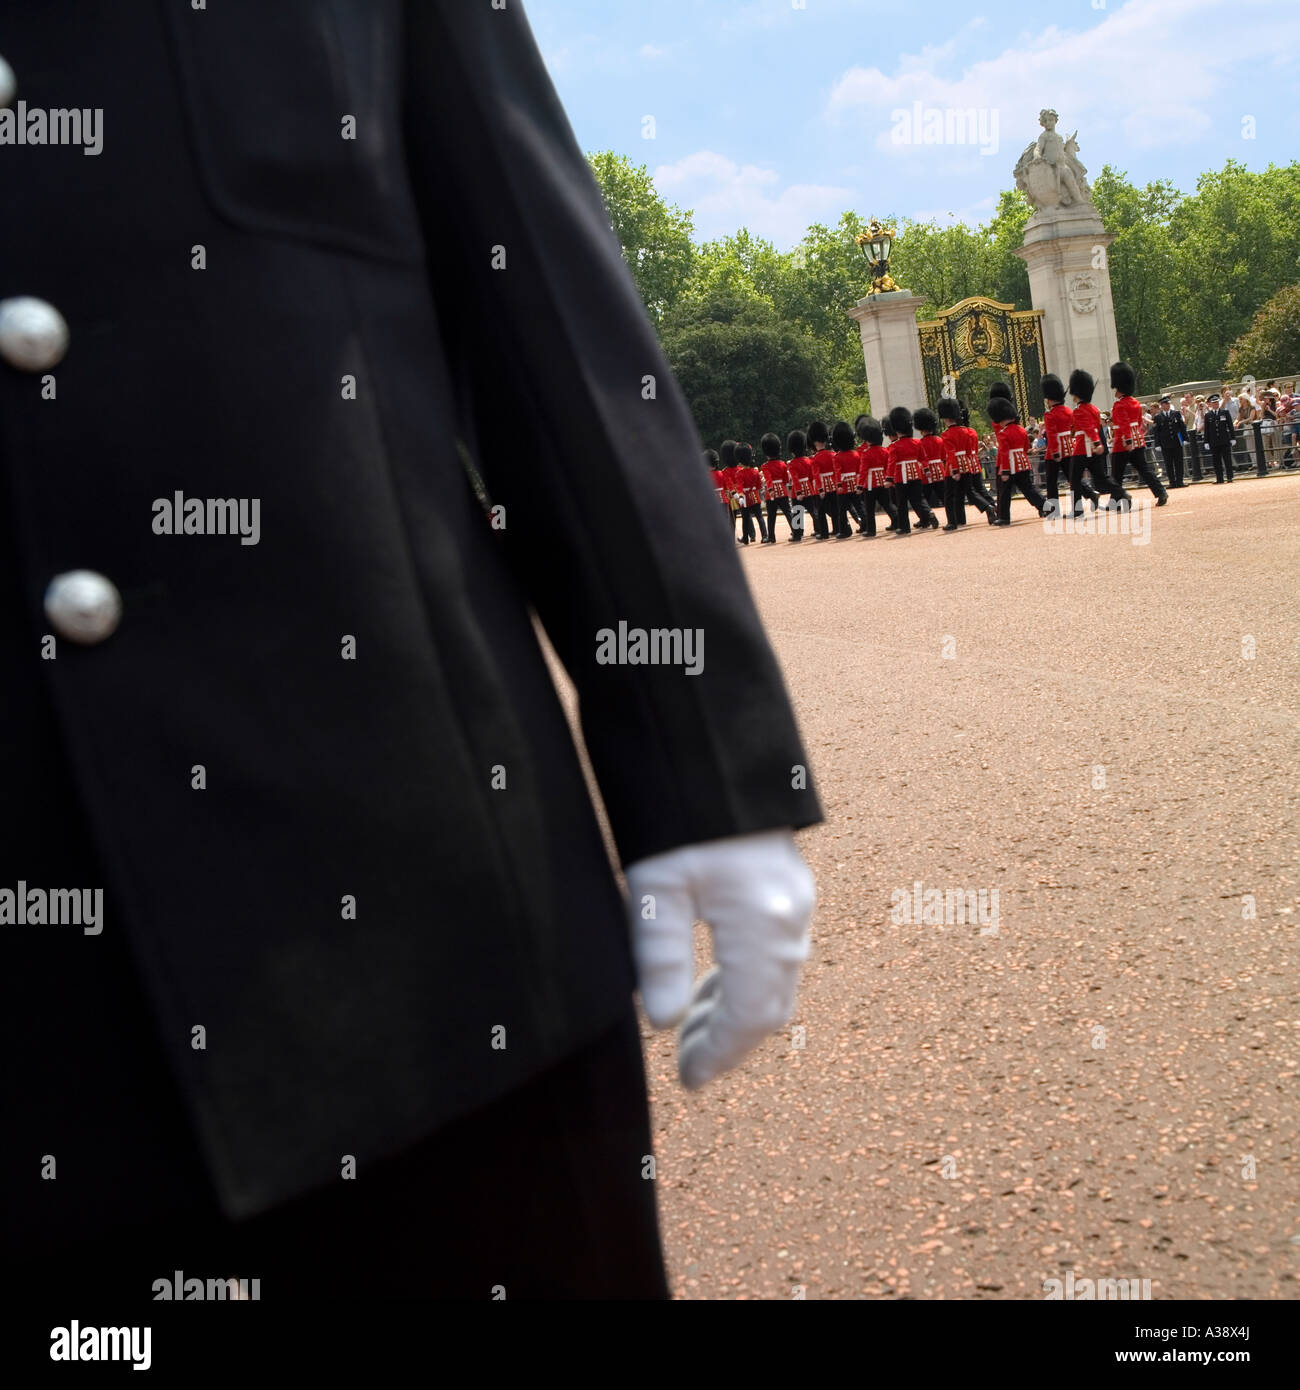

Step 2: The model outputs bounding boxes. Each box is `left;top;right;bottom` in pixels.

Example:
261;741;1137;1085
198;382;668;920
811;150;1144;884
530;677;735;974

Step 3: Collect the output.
645;475;1300;1300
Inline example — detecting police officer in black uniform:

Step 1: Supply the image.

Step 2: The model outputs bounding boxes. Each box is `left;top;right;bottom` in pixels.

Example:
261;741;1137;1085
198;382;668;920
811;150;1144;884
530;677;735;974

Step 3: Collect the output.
1203;392;1237;483
1152;394;1188;488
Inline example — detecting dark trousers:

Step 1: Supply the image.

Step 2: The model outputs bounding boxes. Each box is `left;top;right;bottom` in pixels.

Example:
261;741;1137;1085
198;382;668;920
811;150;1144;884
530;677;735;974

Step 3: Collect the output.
861;487;896;536
1161;442;1185;487
1112;448;1167;501
766;494;800;540
740;502;767;542
893;479;936;533
1046;457;1095;512
996;470;1045;522
1070;451;1120;502
1210;441;1234;483
961;472;997;518
812;492;833;539
17;1004;669;1301
942;474;966;527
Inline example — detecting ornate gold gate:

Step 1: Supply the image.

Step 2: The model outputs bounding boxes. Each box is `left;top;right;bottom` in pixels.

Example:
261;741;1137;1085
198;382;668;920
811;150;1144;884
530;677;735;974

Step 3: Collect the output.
917;296;1047;421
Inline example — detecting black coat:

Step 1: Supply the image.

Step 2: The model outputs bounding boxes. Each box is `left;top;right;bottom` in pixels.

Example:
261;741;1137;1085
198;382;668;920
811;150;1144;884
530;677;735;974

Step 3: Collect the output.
1;0;819;1228
1203;407;1236;448
1152;409;1186;450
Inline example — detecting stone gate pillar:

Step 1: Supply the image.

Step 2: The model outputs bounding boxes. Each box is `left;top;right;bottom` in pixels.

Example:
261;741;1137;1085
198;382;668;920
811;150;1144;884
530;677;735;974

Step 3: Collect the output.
847;289;928;415
1014;206;1121;411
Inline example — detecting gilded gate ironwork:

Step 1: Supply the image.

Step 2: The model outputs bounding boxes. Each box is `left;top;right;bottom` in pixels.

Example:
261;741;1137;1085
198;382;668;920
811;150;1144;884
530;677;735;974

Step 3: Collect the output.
916;296;1047;421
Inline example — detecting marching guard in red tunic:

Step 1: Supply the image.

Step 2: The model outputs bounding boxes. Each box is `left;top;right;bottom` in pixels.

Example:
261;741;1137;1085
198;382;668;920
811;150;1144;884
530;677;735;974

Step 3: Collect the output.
914;407;960;530
936;397;997;524
786;429;819;535
887;406;939;535
831;421;863;538
1040;374;1084;519
808;422;837;541
855;416;897;536
987;393;1047;525
1067;370;1125;509
734;442;768;544
760;432;802;542
1109;362;1168;505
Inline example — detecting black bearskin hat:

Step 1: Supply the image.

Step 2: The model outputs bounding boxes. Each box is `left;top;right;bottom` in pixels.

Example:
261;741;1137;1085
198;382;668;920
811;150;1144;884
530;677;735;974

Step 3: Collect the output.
760;431;783;459
936;396;961;422
987;396;1018;424
988;382;1013;403
831;420;856;451
1067;368;1094;403
734;442;754;466
888;405;914;437
704;448;719;469
1041;373;1065;404
807;420;829;447
786;428;807;457
913;406;938;435
858;416;884;446
719;440;737;467
1110;361;1136;395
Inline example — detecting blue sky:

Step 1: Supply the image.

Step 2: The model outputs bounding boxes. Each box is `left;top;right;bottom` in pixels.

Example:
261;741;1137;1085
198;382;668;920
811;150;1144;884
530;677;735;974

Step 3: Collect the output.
530;0;1300;250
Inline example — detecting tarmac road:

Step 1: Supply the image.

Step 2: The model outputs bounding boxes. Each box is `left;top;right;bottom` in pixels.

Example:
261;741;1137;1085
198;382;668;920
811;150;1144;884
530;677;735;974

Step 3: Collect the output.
645;474;1300;1301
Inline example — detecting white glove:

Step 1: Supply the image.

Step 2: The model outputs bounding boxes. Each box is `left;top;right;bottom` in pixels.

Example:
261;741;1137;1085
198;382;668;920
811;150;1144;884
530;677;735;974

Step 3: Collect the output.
624;830;815;1089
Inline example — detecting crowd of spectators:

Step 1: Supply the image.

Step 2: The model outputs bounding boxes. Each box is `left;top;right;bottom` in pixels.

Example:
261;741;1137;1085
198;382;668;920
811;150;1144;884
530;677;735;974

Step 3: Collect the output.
978;378;1299;484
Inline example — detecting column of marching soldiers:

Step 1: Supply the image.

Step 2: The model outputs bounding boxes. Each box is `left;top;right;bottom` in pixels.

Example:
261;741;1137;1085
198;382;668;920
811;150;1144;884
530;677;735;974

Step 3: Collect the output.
707;362;1186;543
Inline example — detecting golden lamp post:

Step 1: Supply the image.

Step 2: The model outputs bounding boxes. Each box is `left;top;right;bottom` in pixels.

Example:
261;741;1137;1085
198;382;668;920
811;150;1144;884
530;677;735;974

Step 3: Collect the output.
856;218;898;295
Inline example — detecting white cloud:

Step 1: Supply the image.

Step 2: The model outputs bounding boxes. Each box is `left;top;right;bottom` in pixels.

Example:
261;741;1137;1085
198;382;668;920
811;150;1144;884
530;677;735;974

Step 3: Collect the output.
652;151;855;250
639;43;669;61
826;0;1295;166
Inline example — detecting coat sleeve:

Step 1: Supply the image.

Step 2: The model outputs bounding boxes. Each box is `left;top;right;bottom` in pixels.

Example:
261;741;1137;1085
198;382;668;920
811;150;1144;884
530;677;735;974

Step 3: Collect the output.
398;0;821;867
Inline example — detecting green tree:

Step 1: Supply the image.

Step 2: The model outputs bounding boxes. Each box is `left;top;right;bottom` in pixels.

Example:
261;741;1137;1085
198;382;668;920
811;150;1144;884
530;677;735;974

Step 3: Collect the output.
586;151;696;324
1224;284;1300;379
1091;167;1180;388
659;287;831;447
1162;160;1300;380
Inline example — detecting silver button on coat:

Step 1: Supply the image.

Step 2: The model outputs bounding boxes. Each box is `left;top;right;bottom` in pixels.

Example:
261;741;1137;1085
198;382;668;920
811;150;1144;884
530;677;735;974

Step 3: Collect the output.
44;571;123;645
0;53;14;109
0;296;70;372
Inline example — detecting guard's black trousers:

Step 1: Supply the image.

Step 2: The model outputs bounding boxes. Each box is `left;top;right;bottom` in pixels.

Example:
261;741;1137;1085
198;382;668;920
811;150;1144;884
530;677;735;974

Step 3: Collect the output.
1161;442;1185;488
1044;459;1094;513
943;474;966;527
1112;448;1167;502
766;494;801;540
894;480;936;533
1069;451;1121;503
861;487;897;536
814;492;834;539
1210;441;1234;483
740;502;768;542
961;472;998;518
996;470;1046;522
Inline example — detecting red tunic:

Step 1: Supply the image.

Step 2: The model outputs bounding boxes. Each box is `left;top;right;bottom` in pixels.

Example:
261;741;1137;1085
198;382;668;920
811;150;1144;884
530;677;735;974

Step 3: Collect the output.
738;465;763;508
918;433;948;483
1043;403;1075;461
721;464;744;507
857;443;891;491
811;448;837;494
887;436;925;485
1110;395;1145;453
788;456;816;499
994;421;1030;476
711;470;728;506
833;450;860;493
1071;402;1104;457
760;459;792;500
941;424;981;475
